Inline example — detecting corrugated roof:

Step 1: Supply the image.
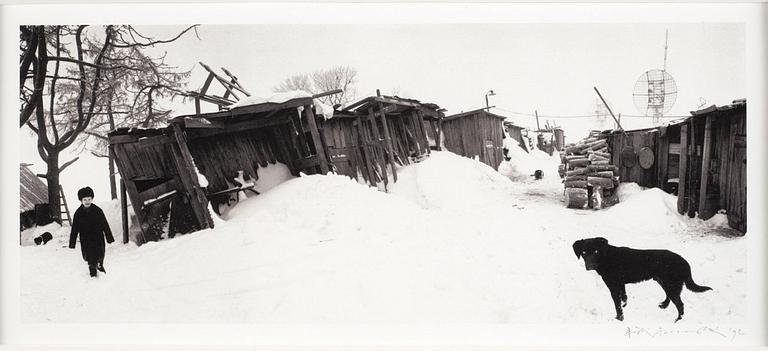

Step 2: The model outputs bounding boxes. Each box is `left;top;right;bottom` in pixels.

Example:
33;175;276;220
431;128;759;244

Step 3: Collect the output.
20;164;48;212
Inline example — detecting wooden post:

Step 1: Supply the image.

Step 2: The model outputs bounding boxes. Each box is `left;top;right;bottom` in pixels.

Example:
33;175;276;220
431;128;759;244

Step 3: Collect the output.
171;123;213;230
120;179;129;244
677;124;688;214
366;107;388;188
535;110;540;131
356;116;378;184
435;112;444;151
687;119;698;218
304;106;329;174
698;116;713;217
416;110;430;155
375;103;398;183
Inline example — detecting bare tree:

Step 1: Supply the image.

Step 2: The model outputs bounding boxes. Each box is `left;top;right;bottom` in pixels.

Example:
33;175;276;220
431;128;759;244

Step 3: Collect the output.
74;51;192;199
273;73;312;93
311;66;357;106
273;65;357;106
19;25;197;218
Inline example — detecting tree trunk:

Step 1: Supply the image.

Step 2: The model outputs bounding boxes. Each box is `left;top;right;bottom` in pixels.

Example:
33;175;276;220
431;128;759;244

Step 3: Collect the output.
45;151;62;223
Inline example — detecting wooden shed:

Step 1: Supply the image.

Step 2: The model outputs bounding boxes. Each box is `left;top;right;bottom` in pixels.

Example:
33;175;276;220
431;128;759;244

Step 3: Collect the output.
109;96;332;245
20;164;51;230
604;99;746;233
442;109;506;170
322;94;443;187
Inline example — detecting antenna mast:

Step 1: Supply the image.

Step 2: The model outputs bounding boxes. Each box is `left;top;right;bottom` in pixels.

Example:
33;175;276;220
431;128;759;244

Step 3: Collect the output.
663;29;669;72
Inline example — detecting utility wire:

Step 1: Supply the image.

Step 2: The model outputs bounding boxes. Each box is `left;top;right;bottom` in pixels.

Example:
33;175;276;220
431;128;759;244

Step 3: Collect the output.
493;107;689;119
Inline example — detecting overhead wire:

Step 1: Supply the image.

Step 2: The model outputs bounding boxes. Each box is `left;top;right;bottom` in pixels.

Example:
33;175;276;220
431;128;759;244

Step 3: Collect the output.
493;107;689;119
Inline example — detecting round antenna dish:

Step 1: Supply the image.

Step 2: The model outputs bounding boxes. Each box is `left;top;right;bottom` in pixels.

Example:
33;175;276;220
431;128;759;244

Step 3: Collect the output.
632;69;677;123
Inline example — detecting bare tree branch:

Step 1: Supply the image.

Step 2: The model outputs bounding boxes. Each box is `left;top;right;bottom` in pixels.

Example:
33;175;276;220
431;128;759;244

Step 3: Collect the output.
58;156;80;173
112;25;199;48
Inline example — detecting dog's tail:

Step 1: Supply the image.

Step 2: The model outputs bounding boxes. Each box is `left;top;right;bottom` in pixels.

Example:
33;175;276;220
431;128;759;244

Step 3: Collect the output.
685;277;712;293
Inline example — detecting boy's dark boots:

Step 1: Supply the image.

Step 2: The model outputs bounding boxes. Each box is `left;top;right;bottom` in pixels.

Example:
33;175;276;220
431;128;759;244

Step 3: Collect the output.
88;264;98;277
97;260;106;274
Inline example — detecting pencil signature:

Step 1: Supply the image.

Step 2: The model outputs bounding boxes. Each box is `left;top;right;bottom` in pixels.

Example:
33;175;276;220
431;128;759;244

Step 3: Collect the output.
624;326;745;340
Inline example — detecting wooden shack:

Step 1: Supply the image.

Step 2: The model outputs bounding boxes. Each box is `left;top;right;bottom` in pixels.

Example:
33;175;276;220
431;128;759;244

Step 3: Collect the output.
322;94;443;187
604;99;746;233
20;164;51;230
442;109;506;170
503;122;528;152
109;96;332;245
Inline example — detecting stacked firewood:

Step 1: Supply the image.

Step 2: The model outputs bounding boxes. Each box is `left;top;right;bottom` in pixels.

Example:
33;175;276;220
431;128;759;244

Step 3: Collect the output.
560;132;620;209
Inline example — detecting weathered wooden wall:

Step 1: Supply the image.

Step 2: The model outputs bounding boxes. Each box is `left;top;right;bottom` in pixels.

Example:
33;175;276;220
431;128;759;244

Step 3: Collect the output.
443;112;504;170
111;132;183;244
187;127;286;193
322;109;432;186
608;129;659;188
607;104;746;233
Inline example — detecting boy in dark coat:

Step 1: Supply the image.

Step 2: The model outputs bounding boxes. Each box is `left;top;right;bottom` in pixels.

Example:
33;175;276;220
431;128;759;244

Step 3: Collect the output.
69;187;114;277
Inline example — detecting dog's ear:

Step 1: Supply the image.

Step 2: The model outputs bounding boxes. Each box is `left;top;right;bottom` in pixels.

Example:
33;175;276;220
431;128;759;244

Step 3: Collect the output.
572;240;582;259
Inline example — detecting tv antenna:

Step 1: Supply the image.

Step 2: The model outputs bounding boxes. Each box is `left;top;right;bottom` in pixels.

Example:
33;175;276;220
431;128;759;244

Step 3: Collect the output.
632;29;677;125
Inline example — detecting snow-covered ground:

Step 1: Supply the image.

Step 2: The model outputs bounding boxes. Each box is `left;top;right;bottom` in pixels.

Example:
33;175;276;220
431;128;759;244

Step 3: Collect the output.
20;149;745;324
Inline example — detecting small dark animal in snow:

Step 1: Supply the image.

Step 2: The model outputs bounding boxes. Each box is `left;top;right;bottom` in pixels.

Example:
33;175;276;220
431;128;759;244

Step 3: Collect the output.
532;170;543;180
572;237;712;322
34;231;53;245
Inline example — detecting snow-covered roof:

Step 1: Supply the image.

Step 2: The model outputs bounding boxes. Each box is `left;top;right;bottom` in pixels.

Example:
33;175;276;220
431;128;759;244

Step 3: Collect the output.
226;91;313;109
20;164;48;212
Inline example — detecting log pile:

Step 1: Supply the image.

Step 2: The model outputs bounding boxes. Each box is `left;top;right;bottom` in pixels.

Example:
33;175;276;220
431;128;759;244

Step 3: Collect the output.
561;131;620;209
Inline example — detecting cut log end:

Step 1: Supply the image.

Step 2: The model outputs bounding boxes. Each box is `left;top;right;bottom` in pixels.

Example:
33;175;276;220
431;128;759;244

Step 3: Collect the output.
565;188;589;209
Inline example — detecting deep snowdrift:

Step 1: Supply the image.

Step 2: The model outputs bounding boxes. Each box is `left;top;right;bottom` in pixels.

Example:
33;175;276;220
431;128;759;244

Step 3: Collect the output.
21;151;745;325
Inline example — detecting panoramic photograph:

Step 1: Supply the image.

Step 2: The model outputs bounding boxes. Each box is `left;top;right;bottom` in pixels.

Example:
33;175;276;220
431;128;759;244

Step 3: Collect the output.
7;3;762;348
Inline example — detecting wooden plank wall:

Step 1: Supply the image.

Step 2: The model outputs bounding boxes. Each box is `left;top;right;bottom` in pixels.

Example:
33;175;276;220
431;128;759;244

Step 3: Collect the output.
186;126;287;194
608;130;659;188
111;138;182;244
322;110;431;186
717;113;747;232
442;113;506;170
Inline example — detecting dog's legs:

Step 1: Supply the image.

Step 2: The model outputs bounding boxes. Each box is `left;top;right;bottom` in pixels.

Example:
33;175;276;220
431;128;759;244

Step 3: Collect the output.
620;285;628;308
606;283;624;321
661;282;685;322
653;277;671;309
659;297;671;309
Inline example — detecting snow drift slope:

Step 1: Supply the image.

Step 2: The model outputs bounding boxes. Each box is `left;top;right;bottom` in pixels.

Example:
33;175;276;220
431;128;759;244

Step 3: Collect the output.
21;151;745;324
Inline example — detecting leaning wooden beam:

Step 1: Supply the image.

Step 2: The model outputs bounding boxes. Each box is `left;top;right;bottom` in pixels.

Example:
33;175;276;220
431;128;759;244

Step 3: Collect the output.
171;123;213;229
199;62;250;96
415;109;430;155
220;66;251;96
376;103;398;183
304;106;330;174
195;72;215;115
120;179;129;244
367;107;389;188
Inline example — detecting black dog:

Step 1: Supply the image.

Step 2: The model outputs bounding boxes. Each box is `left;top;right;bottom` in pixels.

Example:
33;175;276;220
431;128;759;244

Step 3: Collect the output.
572;237;712;322
34;231;53;245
